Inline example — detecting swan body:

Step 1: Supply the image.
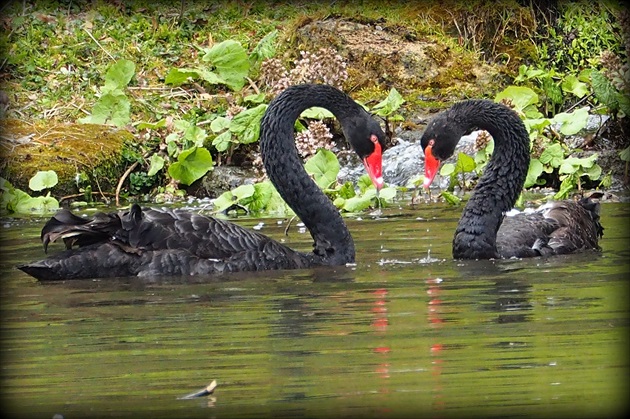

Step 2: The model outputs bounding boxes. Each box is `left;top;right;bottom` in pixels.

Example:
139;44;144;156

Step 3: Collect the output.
18;84;386;280
420;99;603;259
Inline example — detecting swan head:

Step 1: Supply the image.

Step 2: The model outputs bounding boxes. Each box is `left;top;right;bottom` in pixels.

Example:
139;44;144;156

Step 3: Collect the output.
420;111;466;188
342;113;386;190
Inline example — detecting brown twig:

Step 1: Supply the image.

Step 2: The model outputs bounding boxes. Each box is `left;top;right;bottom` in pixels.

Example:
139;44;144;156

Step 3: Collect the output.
59;191;117;203
115;161;139;207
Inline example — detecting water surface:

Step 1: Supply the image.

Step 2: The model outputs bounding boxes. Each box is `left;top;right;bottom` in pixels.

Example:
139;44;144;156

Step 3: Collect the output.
1;202;628;418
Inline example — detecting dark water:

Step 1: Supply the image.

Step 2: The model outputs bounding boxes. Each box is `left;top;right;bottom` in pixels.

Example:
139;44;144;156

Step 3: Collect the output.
1;202;628;418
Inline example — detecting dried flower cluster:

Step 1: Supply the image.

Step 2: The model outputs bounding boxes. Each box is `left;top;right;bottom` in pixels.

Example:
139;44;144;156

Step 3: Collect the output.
474;130;492;151
226;104;246;119
259;47;348;95
251;120;335;177
600;50;629;93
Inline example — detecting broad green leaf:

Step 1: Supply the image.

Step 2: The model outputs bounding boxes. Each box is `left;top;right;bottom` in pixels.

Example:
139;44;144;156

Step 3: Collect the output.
202;40;250;91
14;195;59;215
372;88;405;117
357;174;374;193
591;70;618;111
553;106;589;136
243;93;267;104
541;76;563;105
440;190;461;206
342;194;373;213
455;152;475;173
103;59;135;93
183;124;207;148
147;154;165;176
137;119;167;130
212;131;233;152
210;116;231;133
524;158;543;188
561;74;589;98
213;184;255;212
494;86;539;113
539;143;564;168
440;163;455;177
378;186;397;201
241;182;273;212
304;149;340;189
619;146;630;162
617;92;630;116
583;163;602;180
29;170;58;191
300;106;335;119
249;30;278;65
229;104;267;144
167;146;213;185
78;91;130;127
338;181;356;199
164;68;200;86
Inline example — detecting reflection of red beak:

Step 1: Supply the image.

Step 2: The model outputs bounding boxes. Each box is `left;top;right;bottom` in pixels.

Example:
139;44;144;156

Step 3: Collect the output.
363;135;384;191
423;143;440;188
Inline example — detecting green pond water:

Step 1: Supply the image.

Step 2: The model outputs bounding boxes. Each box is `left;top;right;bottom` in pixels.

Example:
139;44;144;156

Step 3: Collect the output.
1;201;628;418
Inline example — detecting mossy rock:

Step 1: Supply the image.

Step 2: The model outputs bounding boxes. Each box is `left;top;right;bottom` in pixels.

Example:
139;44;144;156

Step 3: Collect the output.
292;18;505;101
0;119;133;196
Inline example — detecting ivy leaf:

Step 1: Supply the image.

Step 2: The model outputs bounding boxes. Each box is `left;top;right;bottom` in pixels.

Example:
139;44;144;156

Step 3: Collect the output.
229;104;267;144
372;88;405;117
304;149;340;189
147;154;165;176
202;40;250;91
167;147;213;185
29;170;58;191
102;59;135;93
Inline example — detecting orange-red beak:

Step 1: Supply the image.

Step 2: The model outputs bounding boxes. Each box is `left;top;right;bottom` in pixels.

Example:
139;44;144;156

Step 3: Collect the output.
363;135;384;191
423;142;440;188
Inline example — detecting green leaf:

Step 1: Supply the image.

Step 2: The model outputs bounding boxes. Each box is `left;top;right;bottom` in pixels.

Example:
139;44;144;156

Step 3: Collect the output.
78;90;130;127
212;131;233;152
619;146;630;162
378;186;397;201
167;147;213;185
164;68;200;86
229;104;267;144
561;74;589;98
137;119;167;130
539;143;564;168
102;59;135;93
372;88;405;117
243;93;267;104
494;86;539;113
541;76;563;105
455;152;475;173
213;184;256;212
183;124;207;148
524;158;543;188
202;40;250;91
337;181;356;199
29;170;58;191
241;182;273;212
147;154;165;176
304;149;340;189
440;191;461;206
342;194;373;213
300;106;335;119
553;106;589;136
440;163;455;177
591;70;618;111
249;30;278;65
357;174;374;193
14;195;59;215
210;116;231;133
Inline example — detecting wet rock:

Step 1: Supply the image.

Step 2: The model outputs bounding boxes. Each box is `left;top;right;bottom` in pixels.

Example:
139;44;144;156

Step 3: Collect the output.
188;165;259;199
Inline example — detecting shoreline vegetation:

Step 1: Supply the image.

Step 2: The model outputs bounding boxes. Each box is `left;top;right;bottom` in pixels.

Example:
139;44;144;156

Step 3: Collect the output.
0;0;628;216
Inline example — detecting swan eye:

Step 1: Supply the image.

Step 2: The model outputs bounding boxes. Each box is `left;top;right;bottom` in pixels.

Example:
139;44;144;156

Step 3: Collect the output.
370;134;378;143
428;139;435;146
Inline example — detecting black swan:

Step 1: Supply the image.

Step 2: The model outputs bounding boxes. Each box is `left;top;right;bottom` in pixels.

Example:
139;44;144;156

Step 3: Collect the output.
420;99;604;259
18;84;386;280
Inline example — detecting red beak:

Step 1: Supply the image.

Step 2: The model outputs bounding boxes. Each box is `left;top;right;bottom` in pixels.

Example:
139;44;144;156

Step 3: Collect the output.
363;135;384;191
423;143;440;188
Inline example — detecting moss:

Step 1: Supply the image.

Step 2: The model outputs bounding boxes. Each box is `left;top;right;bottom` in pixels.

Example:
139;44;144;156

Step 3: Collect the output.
0;119;133;196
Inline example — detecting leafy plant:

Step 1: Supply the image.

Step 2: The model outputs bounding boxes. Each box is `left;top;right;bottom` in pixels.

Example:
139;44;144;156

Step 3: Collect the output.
1;172;60;215
78;59;135;127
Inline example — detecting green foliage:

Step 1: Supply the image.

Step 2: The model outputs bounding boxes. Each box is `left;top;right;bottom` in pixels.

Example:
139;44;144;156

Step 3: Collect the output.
1;173;60;215
167;147;213;186
78;59;135;127
371;87;405;120
439;152;476;191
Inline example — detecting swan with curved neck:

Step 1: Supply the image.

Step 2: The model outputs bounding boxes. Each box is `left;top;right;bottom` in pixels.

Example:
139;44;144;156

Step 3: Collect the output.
421;99;603;259
18;84;386;280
